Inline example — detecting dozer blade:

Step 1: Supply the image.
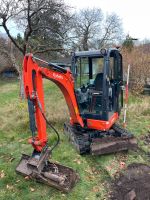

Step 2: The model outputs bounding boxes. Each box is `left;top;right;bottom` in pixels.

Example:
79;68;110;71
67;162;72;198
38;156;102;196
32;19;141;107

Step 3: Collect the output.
91;136;137;155
16;149;79;192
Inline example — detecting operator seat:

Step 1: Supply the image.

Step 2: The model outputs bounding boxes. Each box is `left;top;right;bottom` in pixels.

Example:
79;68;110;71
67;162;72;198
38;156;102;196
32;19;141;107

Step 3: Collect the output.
89;73;103;113
94;72;103;91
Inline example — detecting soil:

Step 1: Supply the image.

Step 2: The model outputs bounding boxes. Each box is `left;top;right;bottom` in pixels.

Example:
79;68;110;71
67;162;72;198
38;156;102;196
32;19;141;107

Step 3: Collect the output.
110;163;150;200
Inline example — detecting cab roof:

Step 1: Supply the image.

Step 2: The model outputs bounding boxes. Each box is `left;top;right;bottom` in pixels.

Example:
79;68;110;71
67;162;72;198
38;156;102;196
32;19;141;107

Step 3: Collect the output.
73;48;119;58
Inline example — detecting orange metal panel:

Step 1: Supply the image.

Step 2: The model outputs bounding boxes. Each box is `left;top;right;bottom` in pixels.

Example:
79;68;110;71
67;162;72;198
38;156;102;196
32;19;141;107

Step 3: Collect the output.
86;113;119;131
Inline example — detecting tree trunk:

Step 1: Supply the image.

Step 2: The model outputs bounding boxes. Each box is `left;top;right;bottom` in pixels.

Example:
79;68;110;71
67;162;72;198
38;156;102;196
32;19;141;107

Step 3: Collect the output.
19;72;25;99
82;33;89;51
10;42;25;99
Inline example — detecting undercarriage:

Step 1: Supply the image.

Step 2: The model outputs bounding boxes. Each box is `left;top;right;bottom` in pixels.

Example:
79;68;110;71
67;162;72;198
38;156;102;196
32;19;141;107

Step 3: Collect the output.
64;123;137;155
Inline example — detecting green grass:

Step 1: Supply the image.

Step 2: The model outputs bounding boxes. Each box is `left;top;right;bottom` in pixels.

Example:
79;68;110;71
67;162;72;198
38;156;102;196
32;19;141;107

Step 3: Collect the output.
0;79;150;200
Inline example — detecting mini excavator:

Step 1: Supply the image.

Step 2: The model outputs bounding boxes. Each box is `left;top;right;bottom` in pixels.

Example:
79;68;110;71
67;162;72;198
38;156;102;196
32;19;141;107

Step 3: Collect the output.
16;48;137;192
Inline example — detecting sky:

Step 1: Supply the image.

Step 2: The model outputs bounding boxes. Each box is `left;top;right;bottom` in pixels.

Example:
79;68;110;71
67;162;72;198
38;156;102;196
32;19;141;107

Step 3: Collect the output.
65;0;150;41
0;0;149;41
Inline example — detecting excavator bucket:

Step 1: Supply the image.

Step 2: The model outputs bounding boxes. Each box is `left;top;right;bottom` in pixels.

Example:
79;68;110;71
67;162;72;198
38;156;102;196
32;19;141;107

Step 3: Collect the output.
64;123;138;155
16;148;79;192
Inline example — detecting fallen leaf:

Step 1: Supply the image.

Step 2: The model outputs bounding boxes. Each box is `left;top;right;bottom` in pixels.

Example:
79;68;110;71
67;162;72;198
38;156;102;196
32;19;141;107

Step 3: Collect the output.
85;175;95;181
92;167;97;171
91;167;100;175
24;176;30;180
18;138;27;142
73;159;81;164
6;184;13;190
85;168;93;175
30;187;35;192
92;186;100;192
54;160;59;164
9;157;15;162
0;170;5;178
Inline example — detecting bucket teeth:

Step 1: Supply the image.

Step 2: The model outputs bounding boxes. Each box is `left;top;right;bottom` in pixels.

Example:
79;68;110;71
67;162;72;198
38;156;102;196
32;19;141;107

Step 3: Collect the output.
16;153;79;192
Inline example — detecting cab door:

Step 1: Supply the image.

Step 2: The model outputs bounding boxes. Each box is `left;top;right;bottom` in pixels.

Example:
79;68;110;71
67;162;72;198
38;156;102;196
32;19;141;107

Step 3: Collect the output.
109;51;123;114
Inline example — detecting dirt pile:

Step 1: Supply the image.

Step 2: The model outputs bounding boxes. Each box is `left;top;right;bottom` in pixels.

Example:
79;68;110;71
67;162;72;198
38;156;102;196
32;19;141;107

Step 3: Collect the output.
110;163;150;200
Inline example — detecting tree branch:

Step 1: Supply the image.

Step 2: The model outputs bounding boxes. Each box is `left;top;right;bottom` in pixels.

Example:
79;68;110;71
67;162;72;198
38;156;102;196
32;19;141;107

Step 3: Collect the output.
2;19;24;55
33;48;64;54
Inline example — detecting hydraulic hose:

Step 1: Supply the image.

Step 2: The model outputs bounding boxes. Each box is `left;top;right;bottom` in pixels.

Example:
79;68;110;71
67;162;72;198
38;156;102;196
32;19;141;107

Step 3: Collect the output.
36;93;60;152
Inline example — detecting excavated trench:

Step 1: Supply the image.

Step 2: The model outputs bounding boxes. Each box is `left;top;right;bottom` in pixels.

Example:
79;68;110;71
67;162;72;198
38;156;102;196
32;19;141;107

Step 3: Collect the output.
110;163;150;200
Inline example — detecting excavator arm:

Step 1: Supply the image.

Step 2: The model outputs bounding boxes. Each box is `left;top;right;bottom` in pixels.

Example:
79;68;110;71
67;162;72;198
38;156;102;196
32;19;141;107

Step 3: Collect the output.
16;54;79;192
23;54;84;152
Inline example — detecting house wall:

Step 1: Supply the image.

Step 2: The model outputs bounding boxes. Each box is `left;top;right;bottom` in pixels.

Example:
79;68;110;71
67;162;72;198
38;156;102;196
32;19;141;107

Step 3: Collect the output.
0;69;18;78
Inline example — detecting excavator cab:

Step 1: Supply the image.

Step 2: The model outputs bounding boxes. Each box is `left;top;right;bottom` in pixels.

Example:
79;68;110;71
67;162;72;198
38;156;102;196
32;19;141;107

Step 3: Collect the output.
71;49;123;122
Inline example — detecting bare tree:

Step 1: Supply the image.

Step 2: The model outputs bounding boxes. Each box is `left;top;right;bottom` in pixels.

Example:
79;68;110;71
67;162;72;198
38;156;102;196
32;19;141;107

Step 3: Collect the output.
98;13;123;48
0;37;14;70
0;0;70;55
71;9;123;51
0;0;71;97
71;8;103;51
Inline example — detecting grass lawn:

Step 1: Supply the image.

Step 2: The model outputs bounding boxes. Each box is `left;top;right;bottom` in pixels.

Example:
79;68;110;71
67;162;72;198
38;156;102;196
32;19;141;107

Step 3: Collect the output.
0;79;150;200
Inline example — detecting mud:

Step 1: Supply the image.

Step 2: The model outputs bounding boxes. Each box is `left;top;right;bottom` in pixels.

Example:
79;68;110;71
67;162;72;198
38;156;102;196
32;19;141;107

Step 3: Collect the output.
110;163;150;200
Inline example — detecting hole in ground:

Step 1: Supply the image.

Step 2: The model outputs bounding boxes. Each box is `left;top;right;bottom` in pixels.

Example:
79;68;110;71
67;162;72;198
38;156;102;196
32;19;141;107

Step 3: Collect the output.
110;163;150;200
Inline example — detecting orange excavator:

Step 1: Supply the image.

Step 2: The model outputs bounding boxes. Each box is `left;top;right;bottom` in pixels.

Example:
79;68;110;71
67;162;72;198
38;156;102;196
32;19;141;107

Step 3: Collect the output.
16;48;137;192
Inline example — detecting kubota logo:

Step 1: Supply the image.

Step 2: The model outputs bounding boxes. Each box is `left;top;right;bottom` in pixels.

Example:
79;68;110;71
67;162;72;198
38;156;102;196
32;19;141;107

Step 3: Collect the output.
53;73;63;80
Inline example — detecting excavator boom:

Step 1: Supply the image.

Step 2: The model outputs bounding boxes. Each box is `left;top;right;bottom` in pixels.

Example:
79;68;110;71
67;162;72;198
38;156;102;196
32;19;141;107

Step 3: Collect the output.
23;54;84;152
